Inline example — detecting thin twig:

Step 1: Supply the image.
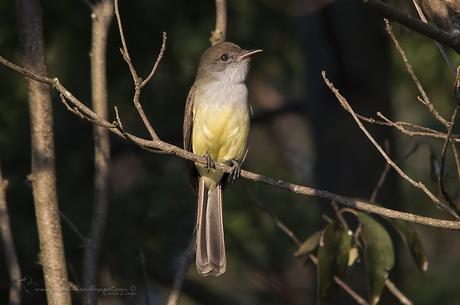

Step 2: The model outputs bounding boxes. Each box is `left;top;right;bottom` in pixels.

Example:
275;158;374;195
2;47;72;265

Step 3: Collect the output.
141;32;167;87
439;106;460;213
385;279;413;305
323;71;460;219
210;0;227;45
375;112;457;142
2;56;460;229
114;0;138;80
411;0;456;74
166;236;196;305
370;141;392;203
0;164;21;305
385;19;449;127
451;140;460;180
370;143;422;203
59;211;86;244
114;0;161;140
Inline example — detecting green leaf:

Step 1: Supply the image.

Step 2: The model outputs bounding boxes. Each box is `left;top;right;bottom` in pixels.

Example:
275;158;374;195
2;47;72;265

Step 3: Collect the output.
336;228;352;276
388;219;428;272
357;213;395;305
317;222;350;305
295;230;322;258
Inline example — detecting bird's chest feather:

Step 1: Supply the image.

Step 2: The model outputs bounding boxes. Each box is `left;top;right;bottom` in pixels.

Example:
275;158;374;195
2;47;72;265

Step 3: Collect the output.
192;83;250;162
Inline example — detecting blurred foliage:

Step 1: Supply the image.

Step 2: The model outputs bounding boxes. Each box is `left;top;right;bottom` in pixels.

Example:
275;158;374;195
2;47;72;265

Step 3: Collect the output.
0;0;459;305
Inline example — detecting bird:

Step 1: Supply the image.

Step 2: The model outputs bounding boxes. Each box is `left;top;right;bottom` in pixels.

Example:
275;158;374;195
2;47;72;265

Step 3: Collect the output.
418;0;460;33
183;42;262;276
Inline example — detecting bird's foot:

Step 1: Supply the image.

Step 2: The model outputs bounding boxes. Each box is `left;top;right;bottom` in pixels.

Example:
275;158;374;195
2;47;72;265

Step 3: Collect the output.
203;153;215;172
228;160;242;182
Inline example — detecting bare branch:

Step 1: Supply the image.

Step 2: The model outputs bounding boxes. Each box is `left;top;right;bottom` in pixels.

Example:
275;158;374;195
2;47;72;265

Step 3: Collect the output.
210;0;227;45
322;71;460;219
364;0;460;54
141;31;167;87
370;142;392;203
385;19;449;126
2;56;460;229
411;0;456;73
114;0;161;140
452;140;460;180
439;106;460;213
166;236;196;305
385;279;413;305
82;1;114;305
0;164;21;305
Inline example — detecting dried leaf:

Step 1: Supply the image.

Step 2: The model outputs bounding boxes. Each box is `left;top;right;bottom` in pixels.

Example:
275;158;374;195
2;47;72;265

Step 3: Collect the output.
389;219;428;272
295;230;322;258
357;213;395;305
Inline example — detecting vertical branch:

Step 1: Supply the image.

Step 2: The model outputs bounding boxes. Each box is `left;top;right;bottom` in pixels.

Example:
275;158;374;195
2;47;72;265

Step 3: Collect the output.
166;236;196;305
0;164;21;305
411;0;456;74
16;0;72;305
82;1;114;305
210;0;227;45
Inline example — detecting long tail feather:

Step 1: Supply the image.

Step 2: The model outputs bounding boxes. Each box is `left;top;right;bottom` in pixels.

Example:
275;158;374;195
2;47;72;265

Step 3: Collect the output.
195;178;226;276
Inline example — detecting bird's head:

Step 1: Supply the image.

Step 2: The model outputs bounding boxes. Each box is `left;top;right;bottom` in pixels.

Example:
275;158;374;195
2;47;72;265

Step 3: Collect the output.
197;42;262;84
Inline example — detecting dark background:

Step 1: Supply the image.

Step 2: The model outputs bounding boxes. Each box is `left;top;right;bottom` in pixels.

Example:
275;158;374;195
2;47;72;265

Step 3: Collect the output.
0;0;459;304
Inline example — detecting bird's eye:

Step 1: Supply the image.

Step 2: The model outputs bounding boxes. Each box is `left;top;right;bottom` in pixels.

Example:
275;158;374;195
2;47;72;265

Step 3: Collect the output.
220;54;229;61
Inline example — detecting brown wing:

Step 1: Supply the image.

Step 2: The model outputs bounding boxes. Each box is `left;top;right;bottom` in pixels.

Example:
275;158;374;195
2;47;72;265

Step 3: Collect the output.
183;84;199;194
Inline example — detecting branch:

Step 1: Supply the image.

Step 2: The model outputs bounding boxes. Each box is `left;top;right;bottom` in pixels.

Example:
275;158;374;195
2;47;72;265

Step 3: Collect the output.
210;0;227;45
411;0;456;73
385;19;449;127
114;0;162;140
82;1;114;305
439;106;460;213
385;279;413;305
16;1;72;304
2;59;460;230
0;164;21;305
166;236;196;305
322;71;460;220
364;0;460;54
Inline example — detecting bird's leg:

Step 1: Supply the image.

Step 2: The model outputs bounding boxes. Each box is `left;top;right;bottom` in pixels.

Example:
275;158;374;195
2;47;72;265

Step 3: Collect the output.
204;152;215;172
228;160;242;182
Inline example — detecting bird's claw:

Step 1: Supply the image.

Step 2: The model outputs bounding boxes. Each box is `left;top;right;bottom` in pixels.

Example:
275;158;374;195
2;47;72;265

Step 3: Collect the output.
204;153;215;171
228;160;241;182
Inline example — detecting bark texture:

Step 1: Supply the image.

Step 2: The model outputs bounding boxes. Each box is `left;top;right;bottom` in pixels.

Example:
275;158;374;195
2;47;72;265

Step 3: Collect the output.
16;0;72;304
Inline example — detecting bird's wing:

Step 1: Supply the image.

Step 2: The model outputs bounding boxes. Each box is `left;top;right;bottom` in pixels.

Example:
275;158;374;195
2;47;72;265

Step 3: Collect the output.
183;84;199;194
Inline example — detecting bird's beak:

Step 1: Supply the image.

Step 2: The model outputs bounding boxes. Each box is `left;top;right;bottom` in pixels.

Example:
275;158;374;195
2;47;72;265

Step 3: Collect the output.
238;49;263;61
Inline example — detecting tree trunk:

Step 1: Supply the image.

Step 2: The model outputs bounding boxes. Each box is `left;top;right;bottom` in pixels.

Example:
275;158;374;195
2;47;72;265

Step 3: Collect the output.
16;0;72;304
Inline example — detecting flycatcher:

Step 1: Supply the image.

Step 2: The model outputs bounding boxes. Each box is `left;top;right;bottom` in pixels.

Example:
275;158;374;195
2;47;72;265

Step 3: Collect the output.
183;42;262;276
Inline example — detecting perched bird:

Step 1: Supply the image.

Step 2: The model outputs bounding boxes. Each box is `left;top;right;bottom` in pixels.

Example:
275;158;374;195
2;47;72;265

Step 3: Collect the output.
183;42;262;276
419;0;460;33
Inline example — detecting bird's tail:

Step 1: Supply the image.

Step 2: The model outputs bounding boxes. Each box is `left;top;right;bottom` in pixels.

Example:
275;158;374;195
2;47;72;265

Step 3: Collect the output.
196;177;226;276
